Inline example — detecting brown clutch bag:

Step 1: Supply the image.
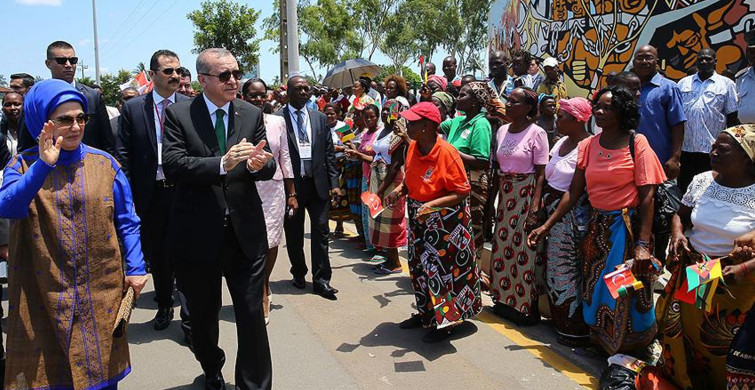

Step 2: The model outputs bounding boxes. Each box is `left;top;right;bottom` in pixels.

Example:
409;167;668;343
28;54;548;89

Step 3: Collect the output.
113;286;136;338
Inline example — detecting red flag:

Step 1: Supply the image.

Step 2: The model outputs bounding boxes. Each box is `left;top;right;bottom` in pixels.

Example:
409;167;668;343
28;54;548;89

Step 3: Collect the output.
419;55;425;68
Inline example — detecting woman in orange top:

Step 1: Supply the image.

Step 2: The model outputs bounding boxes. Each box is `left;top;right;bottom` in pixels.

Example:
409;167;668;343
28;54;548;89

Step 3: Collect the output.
385;102;482;343
529;86;666;355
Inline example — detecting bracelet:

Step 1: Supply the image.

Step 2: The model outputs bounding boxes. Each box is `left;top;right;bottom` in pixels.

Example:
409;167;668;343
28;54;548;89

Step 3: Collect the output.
635;240;650;249
287;193;297;198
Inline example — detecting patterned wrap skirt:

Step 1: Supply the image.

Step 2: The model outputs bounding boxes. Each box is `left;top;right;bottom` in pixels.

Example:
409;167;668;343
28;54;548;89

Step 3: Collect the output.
329;158;352;222
256;179;286;248
543;187;591;344
490;173;545;319
344;160;364;236
361;177;374;250
368;163;407;249
656;250;755;390
582;208;657;355
728;306;755;390
468;170;489;260
407;198;482;329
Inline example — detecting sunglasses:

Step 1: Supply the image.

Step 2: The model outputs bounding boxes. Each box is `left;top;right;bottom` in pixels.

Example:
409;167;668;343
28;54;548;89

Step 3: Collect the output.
200;69;243;83
51;57;79;65
52;114;89;127
153;67;184;76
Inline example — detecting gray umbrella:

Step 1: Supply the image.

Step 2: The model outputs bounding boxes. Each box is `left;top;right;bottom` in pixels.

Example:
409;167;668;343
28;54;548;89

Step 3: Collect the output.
322;59;381;89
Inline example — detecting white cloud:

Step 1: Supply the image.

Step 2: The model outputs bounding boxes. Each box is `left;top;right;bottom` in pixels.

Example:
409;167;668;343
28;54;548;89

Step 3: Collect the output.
15;0;62;5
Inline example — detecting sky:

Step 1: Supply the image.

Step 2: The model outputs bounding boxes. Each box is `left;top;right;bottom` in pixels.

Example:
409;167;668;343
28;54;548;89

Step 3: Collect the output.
1;0;451;84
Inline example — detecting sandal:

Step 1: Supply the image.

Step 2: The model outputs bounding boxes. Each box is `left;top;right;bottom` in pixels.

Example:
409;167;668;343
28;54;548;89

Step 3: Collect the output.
367;254;387;263
373;264;402;275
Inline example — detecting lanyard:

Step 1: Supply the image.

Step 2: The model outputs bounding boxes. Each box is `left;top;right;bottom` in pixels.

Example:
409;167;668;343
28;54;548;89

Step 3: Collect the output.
292;110;309;142
153;101;168;141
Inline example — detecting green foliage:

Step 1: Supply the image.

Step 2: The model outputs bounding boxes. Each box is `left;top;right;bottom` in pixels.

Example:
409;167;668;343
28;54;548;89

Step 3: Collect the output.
77;76;96;88
100;70;133;106
442;0;494;73
0;74;7;87
374;65;421;86
187;0;262;72
191;80;203;94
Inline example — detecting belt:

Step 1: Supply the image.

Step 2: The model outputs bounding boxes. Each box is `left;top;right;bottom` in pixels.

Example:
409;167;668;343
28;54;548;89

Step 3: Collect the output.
155;179;174;188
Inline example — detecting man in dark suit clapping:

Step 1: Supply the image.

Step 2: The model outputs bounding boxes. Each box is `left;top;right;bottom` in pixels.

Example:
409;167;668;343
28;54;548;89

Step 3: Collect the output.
116;49;192;338
280;76;341;300
162;48;275;390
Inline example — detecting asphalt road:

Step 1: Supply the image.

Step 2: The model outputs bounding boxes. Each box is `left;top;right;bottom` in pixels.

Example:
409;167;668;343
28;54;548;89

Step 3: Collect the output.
118;222;606;389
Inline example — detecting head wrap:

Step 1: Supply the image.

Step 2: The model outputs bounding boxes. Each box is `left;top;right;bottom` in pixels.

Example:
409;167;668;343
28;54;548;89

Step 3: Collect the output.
431;92;455;114
467;81;506;117
427;75;448;92
538;93;555;104
23;79;88;140
723;124;755;161
558;97;593;123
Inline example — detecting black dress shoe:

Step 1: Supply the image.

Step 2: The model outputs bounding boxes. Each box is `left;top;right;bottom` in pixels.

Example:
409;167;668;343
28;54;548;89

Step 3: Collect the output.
153;307;174;331
203;371;225;390
291;277;306;289
313;282;338;300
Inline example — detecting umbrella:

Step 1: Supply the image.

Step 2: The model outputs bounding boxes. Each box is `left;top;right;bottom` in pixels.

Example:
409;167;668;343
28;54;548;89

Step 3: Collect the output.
322;59;381;89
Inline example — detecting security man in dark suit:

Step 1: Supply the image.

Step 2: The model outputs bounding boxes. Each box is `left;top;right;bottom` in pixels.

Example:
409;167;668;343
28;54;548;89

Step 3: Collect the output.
279;76;341;300
17;41;114;154
162;48;275;390
116;50;192;339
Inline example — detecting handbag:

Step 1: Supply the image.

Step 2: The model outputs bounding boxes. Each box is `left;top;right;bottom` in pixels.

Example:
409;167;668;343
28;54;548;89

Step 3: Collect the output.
628;132;682;234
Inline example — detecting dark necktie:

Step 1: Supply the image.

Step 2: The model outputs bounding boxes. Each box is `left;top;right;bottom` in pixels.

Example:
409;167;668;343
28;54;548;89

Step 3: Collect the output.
296;110;312;177
215;109;226;154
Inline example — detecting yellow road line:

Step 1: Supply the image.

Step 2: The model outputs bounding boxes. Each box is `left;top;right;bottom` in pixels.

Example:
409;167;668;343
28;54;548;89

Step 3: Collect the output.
329;221;598;388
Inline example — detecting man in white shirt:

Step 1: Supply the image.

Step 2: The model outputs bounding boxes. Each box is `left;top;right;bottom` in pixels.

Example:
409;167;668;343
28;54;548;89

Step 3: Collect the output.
678;47;739;191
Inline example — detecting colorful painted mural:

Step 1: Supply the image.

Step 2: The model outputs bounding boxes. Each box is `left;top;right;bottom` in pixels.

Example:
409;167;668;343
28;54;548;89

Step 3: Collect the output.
489;0;755;97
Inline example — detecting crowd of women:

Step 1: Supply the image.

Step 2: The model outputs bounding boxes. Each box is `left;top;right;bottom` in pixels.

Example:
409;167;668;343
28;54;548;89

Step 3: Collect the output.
273;65;755;388
3;50;755;389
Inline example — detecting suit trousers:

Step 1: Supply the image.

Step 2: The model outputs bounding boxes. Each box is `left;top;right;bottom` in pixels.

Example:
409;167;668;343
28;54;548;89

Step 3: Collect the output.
177;221;272;390
140;184;191;334
284;177;332;283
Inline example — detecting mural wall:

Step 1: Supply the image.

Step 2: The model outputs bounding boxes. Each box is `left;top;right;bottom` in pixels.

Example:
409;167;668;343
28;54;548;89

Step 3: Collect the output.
489;0;755;97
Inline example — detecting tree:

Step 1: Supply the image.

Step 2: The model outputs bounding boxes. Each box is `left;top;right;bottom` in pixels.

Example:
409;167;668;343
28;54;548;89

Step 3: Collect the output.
100;70;133;106
77;76;95;88
374;65;421;86
400;0;453;60
380;9;419;73
187;0;262;72
352;0;400;61
443;0;493;73
263;0;364;81
0;74;6;87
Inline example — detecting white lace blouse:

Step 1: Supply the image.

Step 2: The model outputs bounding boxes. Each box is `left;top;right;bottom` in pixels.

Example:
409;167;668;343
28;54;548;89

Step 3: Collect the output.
682;171;755;257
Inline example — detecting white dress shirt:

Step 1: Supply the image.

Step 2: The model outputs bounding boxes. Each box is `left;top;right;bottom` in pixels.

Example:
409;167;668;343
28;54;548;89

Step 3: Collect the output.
203;94;231;174
678;73;738;153
287;103;313;174
153;90;176;180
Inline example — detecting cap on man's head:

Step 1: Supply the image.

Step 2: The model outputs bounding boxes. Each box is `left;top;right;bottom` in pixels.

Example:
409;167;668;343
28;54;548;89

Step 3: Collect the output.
746;28;755;48
543;57;559;68
400;102;441;125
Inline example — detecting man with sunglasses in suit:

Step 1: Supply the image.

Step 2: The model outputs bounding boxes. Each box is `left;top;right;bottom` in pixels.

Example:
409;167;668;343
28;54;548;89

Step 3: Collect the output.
17;41;115;155
163;48;275;390
116;50;192;343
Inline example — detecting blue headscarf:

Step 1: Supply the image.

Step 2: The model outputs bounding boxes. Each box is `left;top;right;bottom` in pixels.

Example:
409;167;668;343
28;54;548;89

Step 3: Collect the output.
23;79;88;140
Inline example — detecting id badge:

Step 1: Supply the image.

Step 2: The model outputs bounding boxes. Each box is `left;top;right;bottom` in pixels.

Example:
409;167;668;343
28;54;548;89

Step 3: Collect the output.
157;142;162;165
299;142;312;160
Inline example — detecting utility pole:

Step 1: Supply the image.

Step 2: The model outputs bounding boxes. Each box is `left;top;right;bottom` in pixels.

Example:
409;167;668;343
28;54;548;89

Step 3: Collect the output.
78;62;89;79
279;0;288;83
92;0;102;85
286;0;300;77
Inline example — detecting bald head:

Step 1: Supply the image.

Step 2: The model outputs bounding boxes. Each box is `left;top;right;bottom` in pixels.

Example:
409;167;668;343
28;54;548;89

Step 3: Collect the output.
632;45;658;81
442;56;457;79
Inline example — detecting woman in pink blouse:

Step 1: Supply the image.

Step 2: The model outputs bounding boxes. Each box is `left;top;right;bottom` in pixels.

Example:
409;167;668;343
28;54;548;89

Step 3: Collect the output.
243;79;296;323
489;87;549;326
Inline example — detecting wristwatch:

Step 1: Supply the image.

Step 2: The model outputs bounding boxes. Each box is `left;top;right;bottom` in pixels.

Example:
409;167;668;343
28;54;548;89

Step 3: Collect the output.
287;193;297;199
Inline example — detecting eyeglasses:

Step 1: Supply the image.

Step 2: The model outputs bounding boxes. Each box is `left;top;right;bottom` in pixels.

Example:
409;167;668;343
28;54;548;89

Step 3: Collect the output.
51;57;79;65
52;114;89;128
634;56;656;63
200;70;243;83
153;67;185;76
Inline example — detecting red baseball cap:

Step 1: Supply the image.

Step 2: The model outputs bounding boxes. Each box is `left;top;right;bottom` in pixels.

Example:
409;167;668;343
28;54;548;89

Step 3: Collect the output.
400;102;441;125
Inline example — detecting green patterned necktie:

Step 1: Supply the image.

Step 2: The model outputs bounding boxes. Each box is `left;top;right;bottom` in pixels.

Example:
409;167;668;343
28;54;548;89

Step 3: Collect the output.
215;109;226;154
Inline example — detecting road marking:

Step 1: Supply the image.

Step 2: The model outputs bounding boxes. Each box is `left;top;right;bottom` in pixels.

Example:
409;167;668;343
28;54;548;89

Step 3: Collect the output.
329;221;599;388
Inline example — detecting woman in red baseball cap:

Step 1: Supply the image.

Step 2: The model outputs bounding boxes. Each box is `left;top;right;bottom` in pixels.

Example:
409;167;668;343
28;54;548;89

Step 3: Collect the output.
385;102;482;343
